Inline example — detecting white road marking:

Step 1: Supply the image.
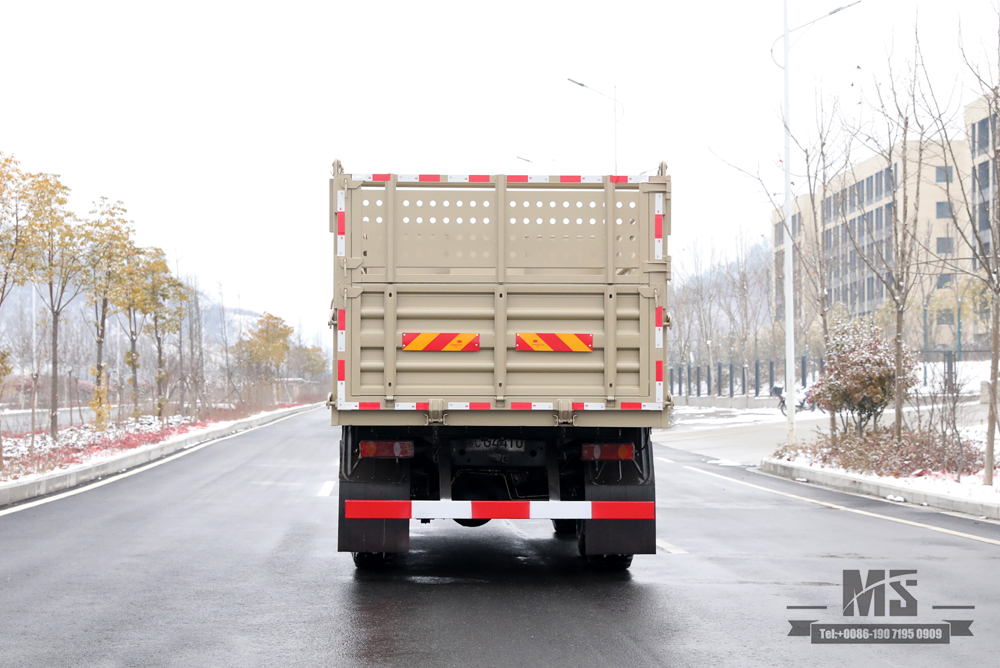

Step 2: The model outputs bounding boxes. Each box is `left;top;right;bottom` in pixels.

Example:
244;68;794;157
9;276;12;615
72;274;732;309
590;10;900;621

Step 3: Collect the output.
318;481;337;497
0;408;321;519
685;466;1000;548
656;539;688;554
655;457;674;464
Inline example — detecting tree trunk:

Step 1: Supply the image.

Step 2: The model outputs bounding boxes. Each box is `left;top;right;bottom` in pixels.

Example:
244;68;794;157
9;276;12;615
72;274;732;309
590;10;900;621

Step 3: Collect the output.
49;310;59;440
130;336;139;418
94;299;107;427
986;297;999;486
893;304;904;444
154;317;165;420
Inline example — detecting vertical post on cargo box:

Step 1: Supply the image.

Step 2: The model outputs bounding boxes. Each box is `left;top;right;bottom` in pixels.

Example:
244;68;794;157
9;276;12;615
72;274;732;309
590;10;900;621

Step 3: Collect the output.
494;287;506;403
605;178;616;283
496;176;506;284
384;287;396;402
605;286;617;404
495;177;507;403
386;178;396;283
604;178;617;403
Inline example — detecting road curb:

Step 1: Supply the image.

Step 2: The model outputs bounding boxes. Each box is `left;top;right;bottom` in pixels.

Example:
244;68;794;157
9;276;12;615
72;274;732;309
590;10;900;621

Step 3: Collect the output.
759;458;1000;520
0;403;323;509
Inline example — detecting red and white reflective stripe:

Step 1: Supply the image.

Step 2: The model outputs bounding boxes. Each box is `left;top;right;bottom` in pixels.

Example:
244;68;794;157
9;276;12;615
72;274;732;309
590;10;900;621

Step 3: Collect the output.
655;306;664;349
394;402;430;410
337;359;346;406
337;308;346;352
336;190;346;257
654;192;664;260
509;402;554;410
610;175;647;184
447;174;491;183
351;174;390;182
344;499;655;520
506;175;551;183
620;402;663;411
447;402;492;410
655;361;664;403
571;402;606;410
398;174;442;182
558;175;602;184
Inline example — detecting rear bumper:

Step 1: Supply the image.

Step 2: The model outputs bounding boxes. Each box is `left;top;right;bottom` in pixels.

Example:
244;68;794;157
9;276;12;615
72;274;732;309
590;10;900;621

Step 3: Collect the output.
345;499;655;520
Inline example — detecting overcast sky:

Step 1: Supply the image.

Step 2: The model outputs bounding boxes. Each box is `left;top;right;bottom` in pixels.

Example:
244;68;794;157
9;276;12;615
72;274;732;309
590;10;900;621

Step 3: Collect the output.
2;0;997;344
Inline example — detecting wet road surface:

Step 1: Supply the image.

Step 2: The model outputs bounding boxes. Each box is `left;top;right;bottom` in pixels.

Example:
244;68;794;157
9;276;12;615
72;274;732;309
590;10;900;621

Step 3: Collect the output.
1;409;997;666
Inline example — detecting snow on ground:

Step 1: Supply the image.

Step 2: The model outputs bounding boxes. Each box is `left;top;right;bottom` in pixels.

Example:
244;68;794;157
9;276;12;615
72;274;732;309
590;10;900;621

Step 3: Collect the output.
780;453;1000;504
915;359;992;396
0;405;306;484
668;405;828;431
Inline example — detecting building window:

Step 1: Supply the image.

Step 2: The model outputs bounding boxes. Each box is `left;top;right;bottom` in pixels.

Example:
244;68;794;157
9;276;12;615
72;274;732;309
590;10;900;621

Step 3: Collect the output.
884;167;892;192
875;207;883;233
978;117;990;155
937;310;955;325
937;274;953;288
875;171;883;200
936;237;954;254
824;228;832;251
936;201;952;219
867;276;874;300
774;221;784;245
935;166;954;183
866;176;874;205
979;202;990;231
824;196;831;222
976;161;990;199
849;186;856;213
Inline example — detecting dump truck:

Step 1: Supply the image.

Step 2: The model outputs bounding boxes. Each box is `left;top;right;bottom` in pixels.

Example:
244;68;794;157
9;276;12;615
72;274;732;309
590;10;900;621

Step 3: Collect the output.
328;160;672;570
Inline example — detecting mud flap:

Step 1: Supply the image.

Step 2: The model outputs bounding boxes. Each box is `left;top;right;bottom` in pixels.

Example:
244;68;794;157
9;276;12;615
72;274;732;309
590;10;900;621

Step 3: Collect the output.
582;483;656;555
338;458;411;554
581;428;656;555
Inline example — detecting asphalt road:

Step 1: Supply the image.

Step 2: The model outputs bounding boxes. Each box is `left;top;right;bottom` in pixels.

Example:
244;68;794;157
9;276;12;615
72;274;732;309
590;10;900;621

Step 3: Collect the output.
1;408;998;667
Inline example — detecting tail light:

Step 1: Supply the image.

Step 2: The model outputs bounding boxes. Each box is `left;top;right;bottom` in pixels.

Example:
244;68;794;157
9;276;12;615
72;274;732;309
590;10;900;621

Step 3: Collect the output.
359;440;415;458
581;444;634;461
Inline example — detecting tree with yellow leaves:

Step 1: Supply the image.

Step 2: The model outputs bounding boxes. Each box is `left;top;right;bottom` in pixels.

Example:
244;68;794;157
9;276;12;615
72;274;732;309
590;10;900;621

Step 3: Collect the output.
0;152;31;465
24;173;87;439
145;250;186;419
111;241;153;417
81;198;132;429
237;312;294;405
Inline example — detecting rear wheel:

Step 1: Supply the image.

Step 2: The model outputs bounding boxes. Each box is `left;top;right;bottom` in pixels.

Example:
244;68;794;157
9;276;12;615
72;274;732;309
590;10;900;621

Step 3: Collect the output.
352;552;396;570
586;554;634;571
552;519;576;535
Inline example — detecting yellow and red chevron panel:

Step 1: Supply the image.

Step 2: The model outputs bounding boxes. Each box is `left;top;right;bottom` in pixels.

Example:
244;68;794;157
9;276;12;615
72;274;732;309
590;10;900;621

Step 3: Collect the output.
402;332;480;351
515;333;593;352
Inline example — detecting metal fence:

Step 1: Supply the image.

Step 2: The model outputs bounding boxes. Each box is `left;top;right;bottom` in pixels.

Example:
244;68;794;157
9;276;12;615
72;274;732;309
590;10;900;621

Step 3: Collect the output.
668;357;825;398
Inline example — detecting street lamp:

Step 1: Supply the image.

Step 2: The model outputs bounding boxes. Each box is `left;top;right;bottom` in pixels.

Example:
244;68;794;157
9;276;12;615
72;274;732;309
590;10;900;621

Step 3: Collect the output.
773;0;861;448
567;78;624;174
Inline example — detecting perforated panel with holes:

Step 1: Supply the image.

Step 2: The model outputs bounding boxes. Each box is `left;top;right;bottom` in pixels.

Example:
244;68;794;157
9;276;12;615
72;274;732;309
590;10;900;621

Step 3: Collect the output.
349;182;654;282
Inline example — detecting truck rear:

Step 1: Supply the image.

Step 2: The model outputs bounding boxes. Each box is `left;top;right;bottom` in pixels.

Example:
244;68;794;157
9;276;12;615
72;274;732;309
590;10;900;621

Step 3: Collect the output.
328;161;672;570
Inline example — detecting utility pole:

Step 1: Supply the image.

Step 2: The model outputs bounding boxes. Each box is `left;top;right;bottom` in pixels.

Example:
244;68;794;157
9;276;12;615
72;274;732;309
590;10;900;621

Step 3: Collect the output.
782;0;796;446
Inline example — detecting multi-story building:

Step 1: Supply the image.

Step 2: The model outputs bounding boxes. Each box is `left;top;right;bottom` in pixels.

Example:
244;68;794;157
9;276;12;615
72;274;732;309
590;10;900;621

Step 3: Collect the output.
772;100;989;351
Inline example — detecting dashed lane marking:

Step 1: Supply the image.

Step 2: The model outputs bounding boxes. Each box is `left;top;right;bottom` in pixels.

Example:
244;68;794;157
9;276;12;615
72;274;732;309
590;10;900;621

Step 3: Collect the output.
318;481;337;497
684;466;1000;548
0;409;321;519
655;457;675;464
656;539;688;554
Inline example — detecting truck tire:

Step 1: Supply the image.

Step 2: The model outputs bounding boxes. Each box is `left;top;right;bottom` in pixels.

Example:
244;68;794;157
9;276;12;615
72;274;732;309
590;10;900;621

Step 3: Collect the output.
586;554;634;571
552;519;576;535
352;552;396;570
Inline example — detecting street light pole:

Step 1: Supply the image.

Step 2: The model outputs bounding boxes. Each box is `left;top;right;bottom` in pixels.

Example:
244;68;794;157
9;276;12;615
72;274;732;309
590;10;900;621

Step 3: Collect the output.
783;0;796;447
775;0;861;448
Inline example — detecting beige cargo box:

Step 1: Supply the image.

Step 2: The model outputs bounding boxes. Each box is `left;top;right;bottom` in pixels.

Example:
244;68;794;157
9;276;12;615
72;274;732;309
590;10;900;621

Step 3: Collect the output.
329;161;671;428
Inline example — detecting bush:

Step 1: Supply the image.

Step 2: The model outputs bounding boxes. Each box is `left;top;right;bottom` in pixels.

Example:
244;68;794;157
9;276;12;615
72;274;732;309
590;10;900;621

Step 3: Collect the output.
774;428;983;478
810;319;917;436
